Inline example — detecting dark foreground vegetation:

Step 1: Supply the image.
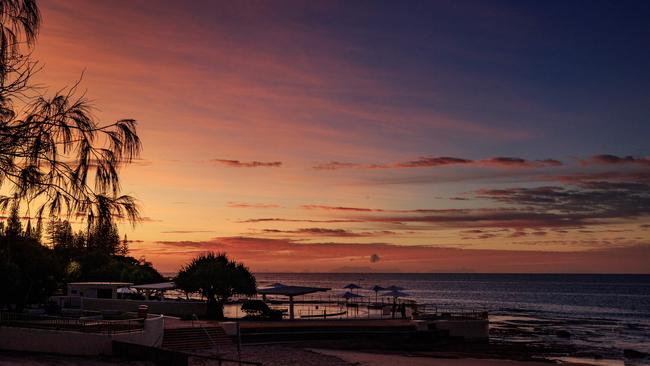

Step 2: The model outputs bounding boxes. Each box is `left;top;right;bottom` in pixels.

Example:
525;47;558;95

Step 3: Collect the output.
0;205;163;310
0;0;161;311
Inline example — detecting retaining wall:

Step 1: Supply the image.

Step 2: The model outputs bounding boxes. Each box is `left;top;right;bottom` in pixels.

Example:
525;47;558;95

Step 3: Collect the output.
53;296;207;317
0;314;164;355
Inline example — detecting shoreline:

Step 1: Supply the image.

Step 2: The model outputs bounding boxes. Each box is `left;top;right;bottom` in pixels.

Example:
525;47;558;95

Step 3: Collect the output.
0;343;626;366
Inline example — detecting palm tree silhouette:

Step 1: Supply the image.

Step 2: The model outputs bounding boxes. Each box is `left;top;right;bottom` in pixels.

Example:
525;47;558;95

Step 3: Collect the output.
0;0;142;226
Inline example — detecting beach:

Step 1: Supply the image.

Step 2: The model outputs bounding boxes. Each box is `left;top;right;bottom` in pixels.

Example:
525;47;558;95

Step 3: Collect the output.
0;347;589;366
311;349;587;366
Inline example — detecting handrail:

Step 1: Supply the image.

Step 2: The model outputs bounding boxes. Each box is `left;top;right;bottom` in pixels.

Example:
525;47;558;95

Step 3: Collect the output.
0;311;145;334
190;313;219;352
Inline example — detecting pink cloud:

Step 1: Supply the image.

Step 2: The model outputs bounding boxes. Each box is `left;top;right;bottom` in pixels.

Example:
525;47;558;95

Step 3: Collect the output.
236;218;363;223
476;157;562;168
211;159;282;168
582;154;650;166
313;156;562;170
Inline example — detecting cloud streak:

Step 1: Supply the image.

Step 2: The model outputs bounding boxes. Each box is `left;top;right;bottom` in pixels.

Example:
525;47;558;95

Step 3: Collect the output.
313;156;562;170
211;159;282;168
228;202;280;209
582;154;650;166
236;218;364;223
258;227;398;237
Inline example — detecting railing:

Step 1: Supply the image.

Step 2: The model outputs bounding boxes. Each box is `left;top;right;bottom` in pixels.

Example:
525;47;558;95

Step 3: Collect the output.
0;311;145;334
413;304;488;320
191;313;219;352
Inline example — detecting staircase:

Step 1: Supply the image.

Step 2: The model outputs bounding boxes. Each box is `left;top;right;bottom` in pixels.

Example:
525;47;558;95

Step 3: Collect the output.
161;326;235;352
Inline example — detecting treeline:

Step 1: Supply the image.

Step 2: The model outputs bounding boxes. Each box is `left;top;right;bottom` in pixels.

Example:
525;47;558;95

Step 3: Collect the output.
0;204;163;310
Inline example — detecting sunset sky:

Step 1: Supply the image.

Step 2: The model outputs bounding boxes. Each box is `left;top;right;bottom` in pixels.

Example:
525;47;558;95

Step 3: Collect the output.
28;0;650;273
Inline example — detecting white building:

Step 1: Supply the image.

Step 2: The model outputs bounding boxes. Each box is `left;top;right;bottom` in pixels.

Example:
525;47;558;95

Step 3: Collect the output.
67;282;133;299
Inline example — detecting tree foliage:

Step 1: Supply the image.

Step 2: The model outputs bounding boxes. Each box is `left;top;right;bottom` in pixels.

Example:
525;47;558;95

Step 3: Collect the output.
0;1;162;309
45;217;162;284
0;217;60;310
175;252;257;319
241;299;282;320
0;0;141;227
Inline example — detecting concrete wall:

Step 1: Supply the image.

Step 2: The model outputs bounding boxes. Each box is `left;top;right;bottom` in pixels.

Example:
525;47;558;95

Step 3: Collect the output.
53;296;206;317
0;314;164;356
429;319;489;341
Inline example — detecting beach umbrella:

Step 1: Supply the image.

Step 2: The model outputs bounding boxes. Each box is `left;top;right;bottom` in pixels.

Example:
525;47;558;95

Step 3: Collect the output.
341;291;364;300
371;285;385;303
343;283;362;290
383;290;411;319
383;290;410;298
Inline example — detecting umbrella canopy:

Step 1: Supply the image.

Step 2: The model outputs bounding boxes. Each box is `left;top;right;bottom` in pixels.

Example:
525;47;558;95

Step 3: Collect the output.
386;285;405;291
342;291;364;299
258;285;329;296
371;285;385;292
383;290;410;298
117;287;137;294
343;283;362;290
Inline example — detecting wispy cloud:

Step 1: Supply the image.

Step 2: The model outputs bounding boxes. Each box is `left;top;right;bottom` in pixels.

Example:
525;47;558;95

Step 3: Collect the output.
582;154;650;166
211;159;282;168
313;156;562;170
548;170;650;184
293;180;650;231
258;227;398;237
227;202;280;209
236;218;364;223
477;157;562;168
300;205;447;213
160;230;214;234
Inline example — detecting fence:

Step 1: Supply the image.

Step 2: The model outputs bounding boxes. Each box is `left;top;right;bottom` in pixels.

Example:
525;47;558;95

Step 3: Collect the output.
0;311;144;334
413;304;488;320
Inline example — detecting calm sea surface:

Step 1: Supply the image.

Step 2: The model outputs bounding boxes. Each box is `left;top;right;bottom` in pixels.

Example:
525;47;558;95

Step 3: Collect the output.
254;273;650;365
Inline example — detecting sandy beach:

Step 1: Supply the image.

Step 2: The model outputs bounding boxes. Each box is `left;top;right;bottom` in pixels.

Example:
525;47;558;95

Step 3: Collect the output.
0;346;601;366
310;349;593;366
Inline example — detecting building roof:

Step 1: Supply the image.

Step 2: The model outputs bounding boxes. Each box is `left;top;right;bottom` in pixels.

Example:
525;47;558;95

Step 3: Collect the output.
257;283;330;297
131;282;176;291
68;282;133;287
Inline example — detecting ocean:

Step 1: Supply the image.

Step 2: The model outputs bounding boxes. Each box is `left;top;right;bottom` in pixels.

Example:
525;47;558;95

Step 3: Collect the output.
254;273;650;365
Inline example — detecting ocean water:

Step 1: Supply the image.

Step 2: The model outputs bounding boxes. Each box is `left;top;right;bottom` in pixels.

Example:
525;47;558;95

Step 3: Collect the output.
254;273;650;365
